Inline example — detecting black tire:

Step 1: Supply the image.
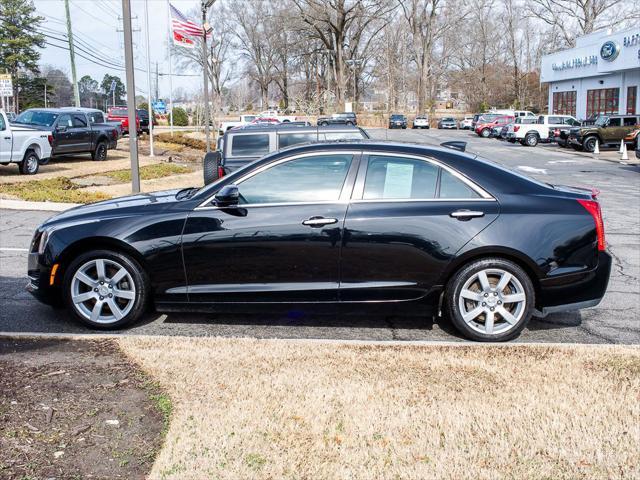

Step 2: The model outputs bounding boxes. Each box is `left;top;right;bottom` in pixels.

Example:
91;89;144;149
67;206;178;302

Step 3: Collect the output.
63;249;149;330
203;151;222;185
19;149;39;175
446;258;535;342
508;138;516;143
524;133;539;147
346;121;354;126
320;121;329;126
91;141;108;161
583;136;598;153
480;128;490;138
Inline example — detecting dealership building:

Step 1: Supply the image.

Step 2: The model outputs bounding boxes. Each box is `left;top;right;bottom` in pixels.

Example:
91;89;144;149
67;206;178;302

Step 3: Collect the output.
540;27;639;120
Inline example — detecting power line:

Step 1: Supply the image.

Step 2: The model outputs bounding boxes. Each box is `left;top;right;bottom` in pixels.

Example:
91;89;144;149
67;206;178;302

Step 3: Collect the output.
70;0;119;29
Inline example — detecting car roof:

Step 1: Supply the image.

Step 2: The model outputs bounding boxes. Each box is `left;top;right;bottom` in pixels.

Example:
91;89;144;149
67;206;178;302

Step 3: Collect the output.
60;107;104;113
225;125;363;134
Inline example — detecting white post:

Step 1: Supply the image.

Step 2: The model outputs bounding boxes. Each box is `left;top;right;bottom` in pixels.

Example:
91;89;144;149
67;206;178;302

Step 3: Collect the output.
167;0;174;136
144;0;154;156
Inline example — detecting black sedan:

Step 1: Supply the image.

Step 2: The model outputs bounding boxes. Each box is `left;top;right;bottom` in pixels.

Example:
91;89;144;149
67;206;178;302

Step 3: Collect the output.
388;114;408;129
438;117;458;129
27;141;611;341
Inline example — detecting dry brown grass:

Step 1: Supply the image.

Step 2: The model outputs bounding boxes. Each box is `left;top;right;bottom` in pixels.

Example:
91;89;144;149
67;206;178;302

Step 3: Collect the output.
118;338;640;480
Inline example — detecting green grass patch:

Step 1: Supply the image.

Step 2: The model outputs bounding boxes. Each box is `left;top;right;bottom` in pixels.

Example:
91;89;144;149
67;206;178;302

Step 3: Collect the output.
102;163;191;183
0;177;110;203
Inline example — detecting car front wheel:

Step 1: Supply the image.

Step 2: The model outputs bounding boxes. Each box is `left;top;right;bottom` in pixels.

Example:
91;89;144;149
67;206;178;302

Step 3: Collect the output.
525;133;539;147
63;250;149;329
446;258;534;342
480;128;490;138
583;136;598;152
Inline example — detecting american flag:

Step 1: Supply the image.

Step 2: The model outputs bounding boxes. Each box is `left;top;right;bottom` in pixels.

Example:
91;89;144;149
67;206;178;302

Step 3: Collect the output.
169;3;209;38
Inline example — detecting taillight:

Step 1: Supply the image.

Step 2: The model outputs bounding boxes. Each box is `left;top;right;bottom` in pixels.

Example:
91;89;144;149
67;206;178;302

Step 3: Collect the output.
513;125;520;132
47;134;53;146
217;166;225;178
578;199;606;251
554;128;560;136
112;129;117;140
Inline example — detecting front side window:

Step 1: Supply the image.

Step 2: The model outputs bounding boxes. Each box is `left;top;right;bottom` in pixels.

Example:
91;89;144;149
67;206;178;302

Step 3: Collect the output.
608;118;622;127
363;156;439;200
58;114;73;128
238;154;352;204
0;115;5;131
231;134;270;156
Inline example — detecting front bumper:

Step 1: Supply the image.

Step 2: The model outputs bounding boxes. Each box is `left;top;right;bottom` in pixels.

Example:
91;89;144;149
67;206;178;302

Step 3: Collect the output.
26;252;61;306
536;251;612;315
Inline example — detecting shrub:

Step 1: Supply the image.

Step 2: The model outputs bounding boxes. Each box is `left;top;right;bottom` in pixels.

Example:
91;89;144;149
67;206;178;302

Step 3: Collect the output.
172;107;189;126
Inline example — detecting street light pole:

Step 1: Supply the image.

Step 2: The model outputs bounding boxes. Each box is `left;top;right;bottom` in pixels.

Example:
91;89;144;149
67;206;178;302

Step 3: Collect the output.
121;0;140;193
201;0;215;152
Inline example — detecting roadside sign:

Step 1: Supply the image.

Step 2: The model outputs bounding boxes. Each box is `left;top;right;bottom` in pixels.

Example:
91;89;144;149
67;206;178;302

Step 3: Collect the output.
152;100;167;115
0;74;12;97
110;80;116;93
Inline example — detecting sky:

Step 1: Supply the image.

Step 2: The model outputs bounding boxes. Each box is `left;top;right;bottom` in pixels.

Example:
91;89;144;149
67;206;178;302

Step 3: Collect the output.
34;0;205;101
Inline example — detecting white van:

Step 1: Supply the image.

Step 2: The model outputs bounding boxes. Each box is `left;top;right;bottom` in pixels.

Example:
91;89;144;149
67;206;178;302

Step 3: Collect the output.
490;109;536;118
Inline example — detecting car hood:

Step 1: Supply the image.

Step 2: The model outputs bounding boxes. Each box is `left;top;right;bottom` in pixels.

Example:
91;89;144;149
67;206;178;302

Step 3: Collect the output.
40;189;185;228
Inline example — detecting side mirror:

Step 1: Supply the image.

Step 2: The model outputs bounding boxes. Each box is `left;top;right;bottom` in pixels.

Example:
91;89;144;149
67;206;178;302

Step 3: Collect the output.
214;184;239;207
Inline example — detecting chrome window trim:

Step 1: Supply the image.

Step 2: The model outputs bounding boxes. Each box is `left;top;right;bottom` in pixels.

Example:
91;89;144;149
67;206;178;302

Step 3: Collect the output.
357;151;495;200
196;150;362;209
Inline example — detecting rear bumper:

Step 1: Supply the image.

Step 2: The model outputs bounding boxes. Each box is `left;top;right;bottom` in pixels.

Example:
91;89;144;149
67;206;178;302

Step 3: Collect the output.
536;251;611;315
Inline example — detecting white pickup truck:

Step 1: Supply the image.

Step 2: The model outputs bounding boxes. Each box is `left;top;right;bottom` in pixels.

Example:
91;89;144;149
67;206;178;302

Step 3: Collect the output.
0;110;53;175
506;114;580;147
218;114;258;136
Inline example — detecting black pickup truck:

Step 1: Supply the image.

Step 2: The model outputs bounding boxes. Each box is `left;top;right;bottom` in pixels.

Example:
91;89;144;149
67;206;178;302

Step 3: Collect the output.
12;108;119;161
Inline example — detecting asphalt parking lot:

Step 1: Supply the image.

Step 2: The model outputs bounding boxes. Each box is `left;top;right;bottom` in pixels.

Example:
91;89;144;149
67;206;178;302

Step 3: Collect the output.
1;128;638;343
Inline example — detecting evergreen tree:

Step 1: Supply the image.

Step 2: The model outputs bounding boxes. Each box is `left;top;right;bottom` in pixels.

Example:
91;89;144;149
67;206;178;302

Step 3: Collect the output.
100;74;126;106
0;0;45;110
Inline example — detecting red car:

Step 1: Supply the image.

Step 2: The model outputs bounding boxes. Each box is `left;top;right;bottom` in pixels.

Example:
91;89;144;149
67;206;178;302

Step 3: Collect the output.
475;115;515;138
106;106;141;135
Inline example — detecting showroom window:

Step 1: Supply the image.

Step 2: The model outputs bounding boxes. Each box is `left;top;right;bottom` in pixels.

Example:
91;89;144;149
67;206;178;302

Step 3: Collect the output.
627;86;637;115
586;88;619;117
552;91;576;116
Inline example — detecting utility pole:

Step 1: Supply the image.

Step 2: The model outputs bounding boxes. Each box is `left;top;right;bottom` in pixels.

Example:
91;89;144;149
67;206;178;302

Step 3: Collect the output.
64;0;80;107
201;0;215;152
121;0;140;193
144;0;154;156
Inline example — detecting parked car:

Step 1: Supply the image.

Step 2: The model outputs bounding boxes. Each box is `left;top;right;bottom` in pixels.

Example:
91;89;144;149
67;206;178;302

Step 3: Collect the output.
317;112;357;126
106;106;140;135
12;108;119;161
475;116;514;138
389;114;408;129
218;114;257;135
507;117;538;143
136;109;157;135
506;115;579;147
61;107;123;138
0;110;53;175
567;115;640;152
438;117;458;129
28;140;612;342
413;115;430;129
471;113;501;130
203;124;370;184
458;116;473;129
622;127;639;151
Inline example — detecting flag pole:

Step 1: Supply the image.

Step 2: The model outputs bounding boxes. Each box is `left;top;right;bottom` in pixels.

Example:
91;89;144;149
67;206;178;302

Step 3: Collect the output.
144;0;154;156
167;0;174;136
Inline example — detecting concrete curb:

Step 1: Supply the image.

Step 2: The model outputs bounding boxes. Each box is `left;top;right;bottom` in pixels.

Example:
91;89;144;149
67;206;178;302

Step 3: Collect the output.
0;331;637;348
0;199;81;212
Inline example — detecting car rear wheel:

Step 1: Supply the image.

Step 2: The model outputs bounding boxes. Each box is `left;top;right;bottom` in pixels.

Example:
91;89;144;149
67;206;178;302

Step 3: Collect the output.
446;258;534;342
91;141;108;161
524;133;539;147
63;250;149;329
19;150;39;175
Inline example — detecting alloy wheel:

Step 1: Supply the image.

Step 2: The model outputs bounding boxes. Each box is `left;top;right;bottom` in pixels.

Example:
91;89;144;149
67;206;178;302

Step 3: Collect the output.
26;154;39;173
97;144;107;160
457;268;527;336
70;258;136;324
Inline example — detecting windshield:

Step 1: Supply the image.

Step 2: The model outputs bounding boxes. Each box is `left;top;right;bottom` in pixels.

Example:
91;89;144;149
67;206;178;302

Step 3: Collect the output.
594;116;609;127
478;114;499;122
391;115;404;120
14;110;58;127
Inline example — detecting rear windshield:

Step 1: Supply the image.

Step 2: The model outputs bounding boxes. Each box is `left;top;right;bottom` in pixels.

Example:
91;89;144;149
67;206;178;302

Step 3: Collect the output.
110;108;128;117
231;134;270;156
14;110;58;127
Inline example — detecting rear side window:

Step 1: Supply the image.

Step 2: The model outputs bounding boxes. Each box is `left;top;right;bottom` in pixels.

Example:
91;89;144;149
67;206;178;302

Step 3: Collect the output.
439;170;481;199
363;156;439;200
623;117;638;126
72;114;87;127
231;134;270;156
86;111;104;123
278;132;317;148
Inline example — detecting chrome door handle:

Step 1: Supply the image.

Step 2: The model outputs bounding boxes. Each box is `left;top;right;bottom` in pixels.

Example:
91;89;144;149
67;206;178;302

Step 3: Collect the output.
450;210;485;219
302;217;338;227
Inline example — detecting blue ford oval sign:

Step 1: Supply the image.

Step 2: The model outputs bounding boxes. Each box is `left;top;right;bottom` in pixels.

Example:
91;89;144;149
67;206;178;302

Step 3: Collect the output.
600;41;620;61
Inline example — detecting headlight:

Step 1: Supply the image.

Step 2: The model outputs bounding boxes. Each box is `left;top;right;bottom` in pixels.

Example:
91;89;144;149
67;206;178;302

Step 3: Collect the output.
38;229;50;254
